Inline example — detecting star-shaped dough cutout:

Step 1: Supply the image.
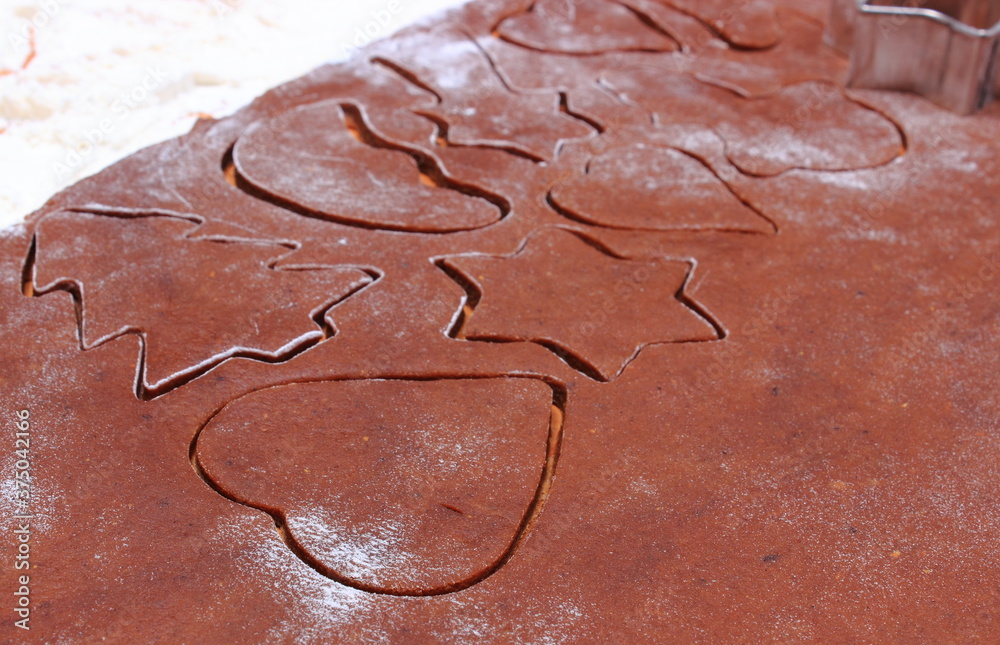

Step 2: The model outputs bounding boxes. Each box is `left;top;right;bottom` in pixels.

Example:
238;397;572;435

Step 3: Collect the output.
439;229;720;381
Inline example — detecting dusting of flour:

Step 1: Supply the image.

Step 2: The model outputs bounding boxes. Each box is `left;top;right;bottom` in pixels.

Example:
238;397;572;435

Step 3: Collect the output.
0;0;465;229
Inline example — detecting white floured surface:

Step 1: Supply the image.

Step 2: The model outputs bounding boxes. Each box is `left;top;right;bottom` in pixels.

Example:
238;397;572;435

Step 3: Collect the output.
0;0;467;230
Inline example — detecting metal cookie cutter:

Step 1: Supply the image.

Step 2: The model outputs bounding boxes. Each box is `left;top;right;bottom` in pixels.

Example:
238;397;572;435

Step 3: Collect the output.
826;0;1000;114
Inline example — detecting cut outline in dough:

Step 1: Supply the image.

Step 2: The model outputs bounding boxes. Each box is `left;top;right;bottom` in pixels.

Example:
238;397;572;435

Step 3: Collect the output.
22;206;381;400
436;227;725;382
190;374;567;597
